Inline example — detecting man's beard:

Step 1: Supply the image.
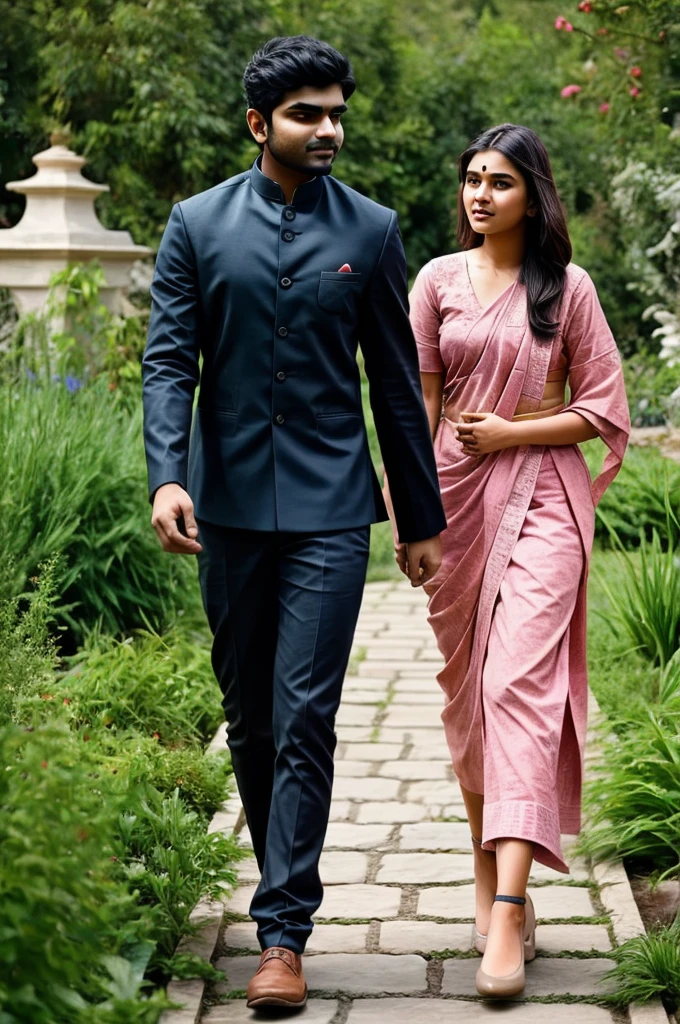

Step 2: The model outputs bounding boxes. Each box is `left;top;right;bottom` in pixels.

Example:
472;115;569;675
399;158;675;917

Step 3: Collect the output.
266;132;337;177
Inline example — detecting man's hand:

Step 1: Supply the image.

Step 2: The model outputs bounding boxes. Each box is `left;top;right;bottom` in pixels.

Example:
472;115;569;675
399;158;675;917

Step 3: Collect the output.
401;535;442;588
151;483;203;555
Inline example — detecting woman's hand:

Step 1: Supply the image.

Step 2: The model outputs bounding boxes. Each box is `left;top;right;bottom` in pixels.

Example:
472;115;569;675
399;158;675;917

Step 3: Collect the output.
455;412;515;456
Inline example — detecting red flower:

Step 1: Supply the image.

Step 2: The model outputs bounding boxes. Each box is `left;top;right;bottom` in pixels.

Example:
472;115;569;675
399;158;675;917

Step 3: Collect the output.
599;102;611;113
630;66;642;78
63;697;71;705
83;733;90;741
561;84;582;97
40;693;54;701
597;27;608;35
152;731;160;740
578;1;592;10
41;760;48;769
555;15;573;29
629;86;641;98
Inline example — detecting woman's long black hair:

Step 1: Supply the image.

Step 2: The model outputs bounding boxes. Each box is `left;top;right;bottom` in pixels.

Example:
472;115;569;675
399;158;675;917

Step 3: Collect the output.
457;124;572;341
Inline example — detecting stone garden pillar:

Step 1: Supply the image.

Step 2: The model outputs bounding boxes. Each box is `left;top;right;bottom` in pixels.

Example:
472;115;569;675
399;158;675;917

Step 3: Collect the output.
0;135;151;315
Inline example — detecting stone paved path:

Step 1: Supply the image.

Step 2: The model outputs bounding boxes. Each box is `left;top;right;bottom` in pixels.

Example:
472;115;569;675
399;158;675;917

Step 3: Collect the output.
202;579;628;1023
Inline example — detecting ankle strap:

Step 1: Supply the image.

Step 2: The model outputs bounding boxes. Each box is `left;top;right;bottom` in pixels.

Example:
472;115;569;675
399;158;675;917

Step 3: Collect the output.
494;894;526;905
471;834;483;846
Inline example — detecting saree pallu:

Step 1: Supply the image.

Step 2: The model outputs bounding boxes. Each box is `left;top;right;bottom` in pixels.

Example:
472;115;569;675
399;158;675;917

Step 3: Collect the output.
412;261;630;873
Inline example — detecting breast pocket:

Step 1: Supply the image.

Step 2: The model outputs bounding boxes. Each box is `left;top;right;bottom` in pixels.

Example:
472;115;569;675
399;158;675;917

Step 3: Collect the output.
318;271;363;319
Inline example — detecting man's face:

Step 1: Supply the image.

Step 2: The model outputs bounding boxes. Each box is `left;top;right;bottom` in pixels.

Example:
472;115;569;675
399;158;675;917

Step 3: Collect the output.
251;83;347;176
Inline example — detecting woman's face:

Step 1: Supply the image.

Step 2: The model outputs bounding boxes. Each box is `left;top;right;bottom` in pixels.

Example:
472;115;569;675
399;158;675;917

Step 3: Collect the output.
462;149;533;237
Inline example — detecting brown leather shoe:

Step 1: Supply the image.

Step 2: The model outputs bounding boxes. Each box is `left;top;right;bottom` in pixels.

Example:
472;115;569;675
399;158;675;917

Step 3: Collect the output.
246;946;307;1008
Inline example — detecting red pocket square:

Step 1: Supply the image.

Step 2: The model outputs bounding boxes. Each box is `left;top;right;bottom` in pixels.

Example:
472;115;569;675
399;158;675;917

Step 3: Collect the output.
337;264;352;273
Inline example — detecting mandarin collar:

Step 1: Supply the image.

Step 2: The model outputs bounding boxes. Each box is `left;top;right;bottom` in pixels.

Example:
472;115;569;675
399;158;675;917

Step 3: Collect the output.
249;155;324;206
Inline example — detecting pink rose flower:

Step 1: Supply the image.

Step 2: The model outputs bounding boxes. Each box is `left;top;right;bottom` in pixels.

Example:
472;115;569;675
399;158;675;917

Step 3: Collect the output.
578;1;593;11
561;84;582;97
629;86;641;98
630;66;642;78
555;15;567;28
599;102;611;113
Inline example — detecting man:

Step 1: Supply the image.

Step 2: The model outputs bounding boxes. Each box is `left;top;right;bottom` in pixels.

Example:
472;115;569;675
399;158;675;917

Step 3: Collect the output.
143;35;445;1010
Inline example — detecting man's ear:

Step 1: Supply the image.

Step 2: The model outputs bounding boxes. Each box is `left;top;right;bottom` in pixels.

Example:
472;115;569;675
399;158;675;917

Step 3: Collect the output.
246;108;268;145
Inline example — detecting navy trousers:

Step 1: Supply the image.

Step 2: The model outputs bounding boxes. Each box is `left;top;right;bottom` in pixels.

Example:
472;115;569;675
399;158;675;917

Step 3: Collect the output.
197;523;370;953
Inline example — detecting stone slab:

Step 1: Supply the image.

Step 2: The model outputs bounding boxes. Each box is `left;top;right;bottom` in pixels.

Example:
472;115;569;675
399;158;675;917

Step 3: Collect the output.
379;920;472;953
390;691;445;704
335;727;374;743
216;954;428;997
335;704;378;727
161;979;204;1024
319;851;369;884
537;924;612;953
383;706;444;727
409;744;456;761
341;690;385;704
204;999;338;1022
441;956;615;997
417;884;596;920
399;822;473;851
329;800;352;821
306;953;428;995
343;676;391;691
405;780;461;804
356;802;428;824
377;852;474;883
378;760;451;781
334;760;373;777
315;884;402;920
332;776;401;801
593;859;647;943
347;1000;615;1023
324;822;393;849
341;744;405;761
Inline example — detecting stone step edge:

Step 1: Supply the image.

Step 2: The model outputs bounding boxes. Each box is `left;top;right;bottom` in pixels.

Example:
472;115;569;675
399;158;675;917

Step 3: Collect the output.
161;722;245;1024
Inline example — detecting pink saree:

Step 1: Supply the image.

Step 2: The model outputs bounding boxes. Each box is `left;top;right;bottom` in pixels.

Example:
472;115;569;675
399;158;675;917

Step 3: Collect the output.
410;253;630;872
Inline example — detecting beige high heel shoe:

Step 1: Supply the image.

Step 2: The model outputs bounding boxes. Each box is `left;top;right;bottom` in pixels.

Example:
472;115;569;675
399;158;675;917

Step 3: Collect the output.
475;894;536;998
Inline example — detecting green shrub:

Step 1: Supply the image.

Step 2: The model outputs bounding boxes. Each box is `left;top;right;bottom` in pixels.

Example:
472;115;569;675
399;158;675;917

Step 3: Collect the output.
0;721;164;1023
590;446;680;551
623;353;680;429
605;919;680;1015
595;518;680;668
117;787;240;958
59;628;222;745
0;375;199;645
0;562;58;725
120;739;232;821
580;695;680;879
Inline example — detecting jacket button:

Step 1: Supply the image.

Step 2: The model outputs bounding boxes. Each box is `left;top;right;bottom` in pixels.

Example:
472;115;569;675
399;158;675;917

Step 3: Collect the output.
280;277;292;288
276;371;286;382
282;230;295;242
284;208;296;221
277;326;288;337
275;413;285;425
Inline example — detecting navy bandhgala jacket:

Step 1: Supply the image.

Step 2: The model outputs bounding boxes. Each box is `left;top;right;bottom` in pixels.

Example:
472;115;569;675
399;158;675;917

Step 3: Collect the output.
142;157;445;543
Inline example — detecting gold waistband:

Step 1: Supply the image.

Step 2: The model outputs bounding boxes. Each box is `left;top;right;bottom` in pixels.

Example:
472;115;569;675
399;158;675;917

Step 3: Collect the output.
512;403;565;422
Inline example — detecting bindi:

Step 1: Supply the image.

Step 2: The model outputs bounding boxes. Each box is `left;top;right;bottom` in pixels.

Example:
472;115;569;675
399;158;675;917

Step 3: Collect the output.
482;164;486;172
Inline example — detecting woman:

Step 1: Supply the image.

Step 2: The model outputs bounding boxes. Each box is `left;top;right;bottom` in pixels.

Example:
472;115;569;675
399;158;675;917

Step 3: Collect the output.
402;124;629;997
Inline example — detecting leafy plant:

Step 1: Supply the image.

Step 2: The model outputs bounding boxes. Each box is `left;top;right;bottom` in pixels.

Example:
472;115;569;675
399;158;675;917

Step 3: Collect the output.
595;490;680;666
580;696;680;879
121;740;233;820
0;374;199;645
60;628;222;745
605;918;680;1015
589;445;680;550
0;561;58;725
0;721;161;1023
117;787;241;958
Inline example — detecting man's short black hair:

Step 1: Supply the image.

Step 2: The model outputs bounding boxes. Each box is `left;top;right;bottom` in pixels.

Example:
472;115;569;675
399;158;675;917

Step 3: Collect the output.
243;36;355;122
